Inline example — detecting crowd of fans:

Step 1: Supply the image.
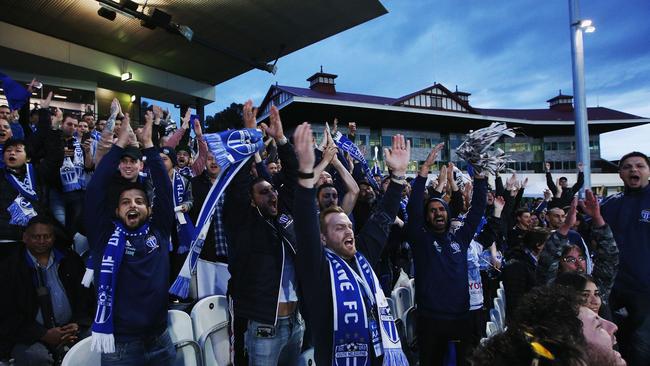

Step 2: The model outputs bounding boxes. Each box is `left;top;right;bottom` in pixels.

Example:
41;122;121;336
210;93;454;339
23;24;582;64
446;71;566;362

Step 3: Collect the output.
0;79;649;366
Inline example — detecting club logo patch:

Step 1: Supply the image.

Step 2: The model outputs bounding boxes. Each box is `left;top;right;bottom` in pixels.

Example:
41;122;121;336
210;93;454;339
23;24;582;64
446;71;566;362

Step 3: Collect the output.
641;209;650;223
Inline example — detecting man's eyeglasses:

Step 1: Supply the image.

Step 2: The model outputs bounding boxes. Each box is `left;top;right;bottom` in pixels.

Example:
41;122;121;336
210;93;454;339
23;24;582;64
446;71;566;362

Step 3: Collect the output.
562;256;586;264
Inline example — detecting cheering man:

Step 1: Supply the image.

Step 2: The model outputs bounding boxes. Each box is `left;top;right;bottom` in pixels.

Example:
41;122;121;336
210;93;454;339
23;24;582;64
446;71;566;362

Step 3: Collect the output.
84;113;175;365
406;143;488;366
292;122;409;366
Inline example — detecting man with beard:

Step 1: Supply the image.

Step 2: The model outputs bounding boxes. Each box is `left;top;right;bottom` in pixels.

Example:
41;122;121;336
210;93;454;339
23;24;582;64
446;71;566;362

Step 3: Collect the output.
352;180;377;232
223;103;302;365
601;151;650;366
292;124;410;366
471;284;625;366
84;110;175;365
545;161;584;209
406;142;488;366
162;109;208;178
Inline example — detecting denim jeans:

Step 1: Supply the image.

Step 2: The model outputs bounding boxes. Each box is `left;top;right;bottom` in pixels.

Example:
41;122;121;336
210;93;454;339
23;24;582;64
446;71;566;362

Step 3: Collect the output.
611;288;650;366
245;311;304;366
101;330;176;366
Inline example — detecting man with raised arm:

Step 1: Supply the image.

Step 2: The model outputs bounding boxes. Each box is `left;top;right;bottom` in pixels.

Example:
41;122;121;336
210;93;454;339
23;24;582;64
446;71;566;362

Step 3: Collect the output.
223;102;302;365
600;151;650;366
292;123;410;366
405;143;488;366
84;112;175;365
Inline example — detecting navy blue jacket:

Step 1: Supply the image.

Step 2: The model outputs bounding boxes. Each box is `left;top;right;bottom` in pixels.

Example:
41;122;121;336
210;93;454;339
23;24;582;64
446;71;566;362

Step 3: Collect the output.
406;175;487;320
84;145;173;340
601;184;650;294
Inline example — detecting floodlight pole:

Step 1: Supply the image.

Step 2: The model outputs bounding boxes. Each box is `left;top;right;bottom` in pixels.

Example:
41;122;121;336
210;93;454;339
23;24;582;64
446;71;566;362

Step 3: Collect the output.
569;0;591;194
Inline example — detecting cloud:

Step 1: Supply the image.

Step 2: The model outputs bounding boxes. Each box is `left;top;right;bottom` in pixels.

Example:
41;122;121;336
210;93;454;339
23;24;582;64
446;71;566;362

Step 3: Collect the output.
205;0;650;120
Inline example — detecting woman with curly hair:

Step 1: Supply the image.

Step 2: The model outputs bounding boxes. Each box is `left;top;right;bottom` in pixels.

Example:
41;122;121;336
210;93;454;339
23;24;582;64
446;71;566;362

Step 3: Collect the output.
471;284;625;366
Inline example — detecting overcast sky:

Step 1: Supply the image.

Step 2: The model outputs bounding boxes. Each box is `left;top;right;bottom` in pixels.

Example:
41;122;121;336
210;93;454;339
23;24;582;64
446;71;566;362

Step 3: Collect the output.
198;0;650;160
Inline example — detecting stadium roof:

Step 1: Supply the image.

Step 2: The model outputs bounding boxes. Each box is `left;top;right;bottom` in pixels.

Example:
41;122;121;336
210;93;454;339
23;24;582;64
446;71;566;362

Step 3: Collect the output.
0;0;387;85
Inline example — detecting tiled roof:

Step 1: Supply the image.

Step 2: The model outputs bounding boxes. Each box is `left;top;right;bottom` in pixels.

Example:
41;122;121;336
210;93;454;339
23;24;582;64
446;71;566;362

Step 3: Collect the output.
276;85;397;105
269;85;646;121
473;107;645;121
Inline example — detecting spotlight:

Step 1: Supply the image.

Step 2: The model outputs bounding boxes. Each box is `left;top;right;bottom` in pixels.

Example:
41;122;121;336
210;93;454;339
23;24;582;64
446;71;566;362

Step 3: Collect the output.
97;7;116;21
121;72;133;82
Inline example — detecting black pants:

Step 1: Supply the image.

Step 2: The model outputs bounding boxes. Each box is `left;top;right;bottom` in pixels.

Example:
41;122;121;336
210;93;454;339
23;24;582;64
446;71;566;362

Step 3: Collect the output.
417;313;471;366
610;288;650;366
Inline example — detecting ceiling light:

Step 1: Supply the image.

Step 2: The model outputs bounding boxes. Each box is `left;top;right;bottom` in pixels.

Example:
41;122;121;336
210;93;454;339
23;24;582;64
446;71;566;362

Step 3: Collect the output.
97;7;116;21
54;95;67;100
121;72;133;81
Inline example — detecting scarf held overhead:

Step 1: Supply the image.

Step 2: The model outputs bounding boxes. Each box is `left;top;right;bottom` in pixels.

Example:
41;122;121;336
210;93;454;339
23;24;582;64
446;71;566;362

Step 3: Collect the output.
169;128;264;299
332;131;380;192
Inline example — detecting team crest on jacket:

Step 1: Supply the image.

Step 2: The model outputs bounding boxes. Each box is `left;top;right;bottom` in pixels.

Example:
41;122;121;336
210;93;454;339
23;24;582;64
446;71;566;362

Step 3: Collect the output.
450;242;461;254
641;209;650;223
145;235;159;253
279;214;293;228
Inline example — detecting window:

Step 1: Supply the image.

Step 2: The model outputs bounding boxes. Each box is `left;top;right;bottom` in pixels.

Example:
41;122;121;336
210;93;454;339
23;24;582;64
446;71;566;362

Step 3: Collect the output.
381;136;392;147
557;142;574;151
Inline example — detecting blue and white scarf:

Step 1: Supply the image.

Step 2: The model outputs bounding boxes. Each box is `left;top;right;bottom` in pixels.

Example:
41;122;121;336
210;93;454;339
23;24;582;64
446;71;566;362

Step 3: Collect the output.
173;171;195;254
91;221;150;353
169;128;264;298
325;249;408;366
5;163;38;226
60;137;85;192
332;132;380;192
178;165;193;178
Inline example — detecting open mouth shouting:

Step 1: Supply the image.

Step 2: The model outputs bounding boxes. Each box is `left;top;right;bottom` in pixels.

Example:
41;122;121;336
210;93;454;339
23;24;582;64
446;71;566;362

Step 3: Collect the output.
125;209;140;226
343;237;355;250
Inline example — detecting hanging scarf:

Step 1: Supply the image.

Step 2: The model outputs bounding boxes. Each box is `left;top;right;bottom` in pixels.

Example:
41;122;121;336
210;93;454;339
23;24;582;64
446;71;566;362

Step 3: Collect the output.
178;165;193;178
169;128;264;299
90;221;150;353
173;170;195;254
5;163;38;226
325;249;408;366
332;131;380;192
60;137;85;192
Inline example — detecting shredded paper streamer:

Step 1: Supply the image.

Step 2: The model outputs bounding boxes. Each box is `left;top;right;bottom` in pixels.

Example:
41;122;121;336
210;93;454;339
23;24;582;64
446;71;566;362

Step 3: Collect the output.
455;122;516;175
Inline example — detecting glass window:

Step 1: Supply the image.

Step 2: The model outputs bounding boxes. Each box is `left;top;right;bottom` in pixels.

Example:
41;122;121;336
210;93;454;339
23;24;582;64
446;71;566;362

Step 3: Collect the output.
558;142;574;151
381;136;392;147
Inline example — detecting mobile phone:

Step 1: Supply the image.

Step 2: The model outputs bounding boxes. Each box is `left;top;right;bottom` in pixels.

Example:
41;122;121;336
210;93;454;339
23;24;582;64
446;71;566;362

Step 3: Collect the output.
81;132;91;143
255;325;275;338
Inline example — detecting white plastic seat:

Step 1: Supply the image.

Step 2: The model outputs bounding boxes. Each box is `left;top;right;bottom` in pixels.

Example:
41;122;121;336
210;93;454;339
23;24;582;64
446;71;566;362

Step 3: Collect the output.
391;287;412;322
408;278;415;305
485;321;498;337
489;308;502;332
496;288;506;309
403;306;417;347
168;310;202;366
298;347;315;366
61;337;100;366
493;297;506;329
191;295;230;366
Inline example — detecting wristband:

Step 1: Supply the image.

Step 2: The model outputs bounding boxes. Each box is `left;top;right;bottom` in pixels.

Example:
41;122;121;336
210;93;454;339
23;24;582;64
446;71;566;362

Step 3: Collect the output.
297;170;314;179
277;136;288;145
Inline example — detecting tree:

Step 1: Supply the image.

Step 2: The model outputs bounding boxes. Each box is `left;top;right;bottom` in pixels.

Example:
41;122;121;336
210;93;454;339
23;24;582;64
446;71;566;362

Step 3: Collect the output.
207;102;244;133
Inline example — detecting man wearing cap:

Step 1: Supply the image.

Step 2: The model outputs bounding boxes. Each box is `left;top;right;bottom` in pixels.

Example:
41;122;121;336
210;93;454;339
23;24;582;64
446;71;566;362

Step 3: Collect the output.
163;109;208;178
406;143;488;366
159;145;194;279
